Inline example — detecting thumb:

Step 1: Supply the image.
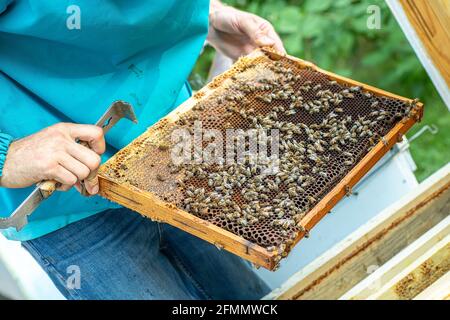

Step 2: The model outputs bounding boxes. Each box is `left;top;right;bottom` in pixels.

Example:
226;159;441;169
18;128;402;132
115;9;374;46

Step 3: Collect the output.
83;175;99;195
239;15;275;46
255;34;276;47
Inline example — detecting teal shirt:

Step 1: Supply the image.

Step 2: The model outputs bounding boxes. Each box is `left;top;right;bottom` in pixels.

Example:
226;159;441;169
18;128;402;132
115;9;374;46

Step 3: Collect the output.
0;0;209;241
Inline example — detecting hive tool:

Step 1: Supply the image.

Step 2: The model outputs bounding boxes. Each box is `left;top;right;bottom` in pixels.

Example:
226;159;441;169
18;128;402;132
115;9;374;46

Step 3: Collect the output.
0;101;138;231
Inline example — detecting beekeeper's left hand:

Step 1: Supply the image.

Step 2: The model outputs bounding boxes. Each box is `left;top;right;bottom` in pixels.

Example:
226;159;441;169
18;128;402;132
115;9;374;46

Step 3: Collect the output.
207;0;286;60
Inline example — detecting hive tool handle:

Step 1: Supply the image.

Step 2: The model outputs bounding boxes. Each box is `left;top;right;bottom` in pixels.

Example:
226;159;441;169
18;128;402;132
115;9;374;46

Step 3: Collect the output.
0;101;137;231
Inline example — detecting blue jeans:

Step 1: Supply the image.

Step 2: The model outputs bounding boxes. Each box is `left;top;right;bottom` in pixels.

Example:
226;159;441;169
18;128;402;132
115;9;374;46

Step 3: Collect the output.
22;208;270;300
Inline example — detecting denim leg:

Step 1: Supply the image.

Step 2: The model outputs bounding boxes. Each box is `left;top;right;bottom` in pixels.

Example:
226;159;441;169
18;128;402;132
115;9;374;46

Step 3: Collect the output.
159;224;271;300
22;208;200;300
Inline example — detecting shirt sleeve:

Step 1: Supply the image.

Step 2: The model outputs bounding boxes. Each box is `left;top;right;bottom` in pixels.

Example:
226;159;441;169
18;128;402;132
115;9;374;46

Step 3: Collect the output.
0;0;13;14
0;131;13;178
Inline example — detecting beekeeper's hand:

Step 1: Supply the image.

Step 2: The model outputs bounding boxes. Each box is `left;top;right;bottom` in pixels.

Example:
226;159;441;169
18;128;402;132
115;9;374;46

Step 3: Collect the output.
0;123;105;195
207;0;286;61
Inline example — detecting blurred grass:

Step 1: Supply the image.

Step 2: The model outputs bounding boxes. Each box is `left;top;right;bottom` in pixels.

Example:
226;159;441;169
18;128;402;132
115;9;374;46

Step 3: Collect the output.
190;0;449;182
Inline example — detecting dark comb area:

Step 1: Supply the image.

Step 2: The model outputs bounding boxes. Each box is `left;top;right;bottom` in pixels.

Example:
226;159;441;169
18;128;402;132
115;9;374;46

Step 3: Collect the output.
100;52;420;266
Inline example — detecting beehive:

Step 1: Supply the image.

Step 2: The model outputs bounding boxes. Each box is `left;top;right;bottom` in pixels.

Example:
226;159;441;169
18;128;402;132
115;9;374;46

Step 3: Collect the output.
98;48;424;270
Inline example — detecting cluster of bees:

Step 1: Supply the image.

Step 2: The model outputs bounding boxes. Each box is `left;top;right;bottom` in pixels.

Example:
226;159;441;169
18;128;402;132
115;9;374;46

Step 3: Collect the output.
171;60;418;256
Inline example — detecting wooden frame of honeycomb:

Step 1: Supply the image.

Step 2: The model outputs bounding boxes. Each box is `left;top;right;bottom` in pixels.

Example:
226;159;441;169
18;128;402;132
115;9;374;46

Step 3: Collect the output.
98;48;424;270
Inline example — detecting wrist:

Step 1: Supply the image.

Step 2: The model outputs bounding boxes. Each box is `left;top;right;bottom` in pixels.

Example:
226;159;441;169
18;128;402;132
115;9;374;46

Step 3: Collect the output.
0;132;14;185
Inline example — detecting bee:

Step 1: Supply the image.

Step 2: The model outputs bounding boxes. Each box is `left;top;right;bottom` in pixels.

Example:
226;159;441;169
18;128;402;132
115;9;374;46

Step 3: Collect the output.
343;159;354;166
177;117;187;126
300;85;310;92
288;187;297;197
331;98;342;105
304;229;310;238
256;95;272;103
158;144;170;151
176;179;185;188
281;219;295;230
411;98;420;105
278;243;287;254
156;173;167;182
314;141;324;153
342;91;355;99
276;211;285;219
307;196;316;204
192;103;205;111
330;144;342;152
371;101;379;108
260;210;271;218
342;151;353;157
296;224;305;233
249;217;259;225
285;109;297;116
168;164;181;174
225;212;235;221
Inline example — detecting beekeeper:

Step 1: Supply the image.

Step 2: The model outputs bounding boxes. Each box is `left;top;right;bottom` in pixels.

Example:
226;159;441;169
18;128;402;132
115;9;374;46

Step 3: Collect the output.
0;0;285;299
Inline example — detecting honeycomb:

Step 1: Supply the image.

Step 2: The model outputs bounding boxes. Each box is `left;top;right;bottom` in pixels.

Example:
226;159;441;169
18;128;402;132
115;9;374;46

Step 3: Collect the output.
100;51;420;265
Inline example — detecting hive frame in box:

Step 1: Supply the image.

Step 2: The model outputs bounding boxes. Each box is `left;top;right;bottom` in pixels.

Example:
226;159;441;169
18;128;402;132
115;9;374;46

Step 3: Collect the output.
97;48;424;270
264;164;449;299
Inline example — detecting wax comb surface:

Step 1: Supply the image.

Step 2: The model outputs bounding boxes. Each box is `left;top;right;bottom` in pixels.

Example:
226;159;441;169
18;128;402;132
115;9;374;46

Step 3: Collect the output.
98;49;423;270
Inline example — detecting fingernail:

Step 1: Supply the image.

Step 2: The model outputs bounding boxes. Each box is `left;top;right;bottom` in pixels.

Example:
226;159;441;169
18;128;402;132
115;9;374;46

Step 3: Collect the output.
92;185;99;194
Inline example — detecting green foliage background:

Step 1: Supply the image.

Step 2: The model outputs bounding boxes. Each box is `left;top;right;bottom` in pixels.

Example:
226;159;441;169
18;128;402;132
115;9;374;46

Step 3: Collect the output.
191;0;449;182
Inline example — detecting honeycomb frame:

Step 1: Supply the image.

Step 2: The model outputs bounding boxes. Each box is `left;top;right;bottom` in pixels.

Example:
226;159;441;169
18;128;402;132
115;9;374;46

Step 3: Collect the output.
98;48;424;270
